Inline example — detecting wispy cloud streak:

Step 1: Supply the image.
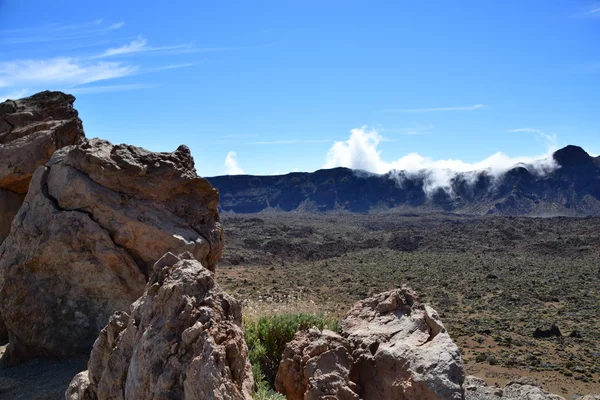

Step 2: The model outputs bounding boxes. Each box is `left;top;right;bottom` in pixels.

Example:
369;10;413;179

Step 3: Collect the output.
69;84;154;94
0;89;30;102
90;37;193;59
250;139;332;145
382;104;485;113
0;58;138;88
0;20;274;97
0;20;125;45
507;128;557;148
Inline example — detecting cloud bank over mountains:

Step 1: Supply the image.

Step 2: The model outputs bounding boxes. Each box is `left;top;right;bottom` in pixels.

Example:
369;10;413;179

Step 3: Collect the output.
225;125;558;197
323;127;558;196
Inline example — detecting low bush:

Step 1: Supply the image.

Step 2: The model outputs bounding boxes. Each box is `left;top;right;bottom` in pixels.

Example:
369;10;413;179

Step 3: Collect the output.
244;313;339;396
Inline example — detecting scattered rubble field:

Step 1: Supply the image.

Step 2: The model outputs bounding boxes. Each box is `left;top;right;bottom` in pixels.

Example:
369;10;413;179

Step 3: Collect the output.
219;212;600;398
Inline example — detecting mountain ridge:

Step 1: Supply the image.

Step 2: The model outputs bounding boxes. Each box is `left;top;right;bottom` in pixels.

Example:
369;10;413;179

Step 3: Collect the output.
207;145;600;216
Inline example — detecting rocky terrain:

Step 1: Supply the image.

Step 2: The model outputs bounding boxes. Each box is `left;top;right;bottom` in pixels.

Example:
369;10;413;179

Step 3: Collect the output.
0;91;598;399
208;145;600;216
218;212;600;398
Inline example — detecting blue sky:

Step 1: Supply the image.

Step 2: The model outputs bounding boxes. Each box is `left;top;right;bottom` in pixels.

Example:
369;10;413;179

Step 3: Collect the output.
1;1;599;176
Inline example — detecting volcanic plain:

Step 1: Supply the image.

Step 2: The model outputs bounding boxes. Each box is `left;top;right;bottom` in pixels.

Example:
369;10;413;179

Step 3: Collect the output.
218;212;600;398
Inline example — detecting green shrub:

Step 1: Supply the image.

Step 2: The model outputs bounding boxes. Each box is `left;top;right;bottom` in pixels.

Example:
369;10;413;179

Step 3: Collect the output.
244;313;339;393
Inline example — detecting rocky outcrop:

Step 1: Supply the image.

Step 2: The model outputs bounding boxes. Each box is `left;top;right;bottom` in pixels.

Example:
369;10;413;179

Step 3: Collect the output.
275;287;465;400
67;252;253;400
275;328;359;400
0;138;223;363
0;91;84;243
65;371;95;400
464;376;566;399
340;287;465;400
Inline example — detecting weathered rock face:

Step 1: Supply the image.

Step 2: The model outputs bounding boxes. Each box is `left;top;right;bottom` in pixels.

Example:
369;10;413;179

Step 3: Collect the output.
275;287;465;400
67;252;253;400
0;190;25;245
464;376;566;400
0;138;223;363
275;328;359;400
65;371;95;400
0;91;84;243
339;287;465;400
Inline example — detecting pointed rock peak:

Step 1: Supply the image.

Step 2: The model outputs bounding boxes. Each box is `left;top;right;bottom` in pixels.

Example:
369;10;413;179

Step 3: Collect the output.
553;145;592;167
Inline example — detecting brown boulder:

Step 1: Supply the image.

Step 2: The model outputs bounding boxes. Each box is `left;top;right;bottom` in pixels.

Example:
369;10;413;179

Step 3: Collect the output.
340;287;465;400
0;91;84;243
275;328;359;400
67;252;253;400
0;138;223;363
275;287;465;400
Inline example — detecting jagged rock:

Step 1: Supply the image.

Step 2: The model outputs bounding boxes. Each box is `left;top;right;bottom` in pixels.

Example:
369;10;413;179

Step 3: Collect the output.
67;252;253;400
464;376;566;399
0;91;84;243
0;138;223;363
65;371;95;400
275;328;359;400
339;287;465;400
533;323;562;338
275;288;465;400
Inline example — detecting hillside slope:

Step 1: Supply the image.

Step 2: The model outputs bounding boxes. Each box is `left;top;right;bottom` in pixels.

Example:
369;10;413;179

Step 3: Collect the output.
208;145;600;216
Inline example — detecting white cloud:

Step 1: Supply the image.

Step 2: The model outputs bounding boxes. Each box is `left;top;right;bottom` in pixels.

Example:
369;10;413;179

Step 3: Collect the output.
585;6;600;17
251;139;332;145
0;20;125;45
108;22;125;30
383;104;485;113
0;58;138;89
382;123;434;135
91;37;193;59
99;37;149;57
225;151;245;175
324;127;558;197
507;128;557;148
69;84;154;94
0;88;29;101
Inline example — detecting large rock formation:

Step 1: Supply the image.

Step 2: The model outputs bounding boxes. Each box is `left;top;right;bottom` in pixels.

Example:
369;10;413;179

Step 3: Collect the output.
0;138;223;363
0;91;84;243
275;328;359;400
340;287;465;400
275;287;465;400
67;252;253;400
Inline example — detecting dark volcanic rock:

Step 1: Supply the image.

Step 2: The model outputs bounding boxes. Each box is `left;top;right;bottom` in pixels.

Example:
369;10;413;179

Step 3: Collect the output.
0;138;223;364
553;145;593;168
208;145;600;216
533;323;562;339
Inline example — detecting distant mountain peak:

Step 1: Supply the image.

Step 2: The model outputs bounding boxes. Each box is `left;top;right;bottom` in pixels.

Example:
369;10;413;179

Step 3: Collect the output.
553;145;592;167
